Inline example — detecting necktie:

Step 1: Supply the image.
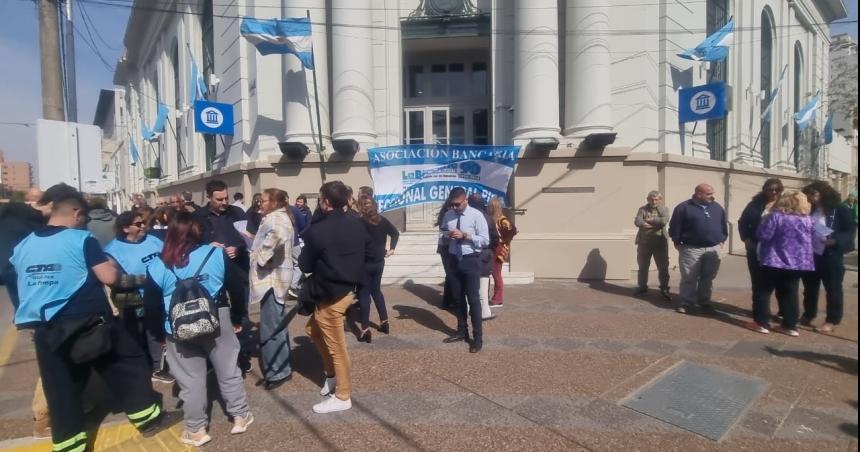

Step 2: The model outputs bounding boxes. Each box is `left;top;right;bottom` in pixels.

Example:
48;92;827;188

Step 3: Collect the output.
455;214;463;258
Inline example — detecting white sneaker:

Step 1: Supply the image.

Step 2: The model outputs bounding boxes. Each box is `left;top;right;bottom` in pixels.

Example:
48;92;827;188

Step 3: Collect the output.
313;395;352;414
319;377;336;396
230;412;254;434
180;429;212;447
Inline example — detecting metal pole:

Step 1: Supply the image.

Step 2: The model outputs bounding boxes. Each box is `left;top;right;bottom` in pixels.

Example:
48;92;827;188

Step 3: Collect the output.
308;9;326;183
37;0;65;121
63;0;77;122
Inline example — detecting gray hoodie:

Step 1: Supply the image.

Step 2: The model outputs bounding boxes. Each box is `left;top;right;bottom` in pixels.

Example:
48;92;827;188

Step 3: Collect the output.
87;209;117;247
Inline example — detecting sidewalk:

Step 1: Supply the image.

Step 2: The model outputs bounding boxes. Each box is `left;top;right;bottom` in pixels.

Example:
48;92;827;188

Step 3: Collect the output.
0;254;856;451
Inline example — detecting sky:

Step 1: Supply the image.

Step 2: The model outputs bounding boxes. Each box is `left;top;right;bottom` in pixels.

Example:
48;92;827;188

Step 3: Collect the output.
0;1;857;172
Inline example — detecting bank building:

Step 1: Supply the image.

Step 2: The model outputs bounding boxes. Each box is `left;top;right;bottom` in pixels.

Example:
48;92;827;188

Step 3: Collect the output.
102;0;851;281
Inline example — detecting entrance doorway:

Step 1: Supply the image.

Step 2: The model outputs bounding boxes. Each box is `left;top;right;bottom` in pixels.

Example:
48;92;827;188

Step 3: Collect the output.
402;50;491;230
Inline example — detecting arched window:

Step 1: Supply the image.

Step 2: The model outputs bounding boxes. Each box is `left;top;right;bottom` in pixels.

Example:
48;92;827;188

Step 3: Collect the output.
759;8;775;168
706;0;729;161
793;42;804;169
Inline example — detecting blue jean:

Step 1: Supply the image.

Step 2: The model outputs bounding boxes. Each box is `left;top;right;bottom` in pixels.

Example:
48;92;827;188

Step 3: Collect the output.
258;290;292;382
448;254;483;340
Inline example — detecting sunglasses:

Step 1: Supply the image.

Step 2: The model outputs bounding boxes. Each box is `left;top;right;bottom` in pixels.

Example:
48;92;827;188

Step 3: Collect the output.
132;221;146;228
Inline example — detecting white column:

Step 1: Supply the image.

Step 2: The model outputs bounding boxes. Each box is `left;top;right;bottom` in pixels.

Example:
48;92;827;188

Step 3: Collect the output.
513;0;560;140
331;0;376;145
284;0;330;151
565;0;613;137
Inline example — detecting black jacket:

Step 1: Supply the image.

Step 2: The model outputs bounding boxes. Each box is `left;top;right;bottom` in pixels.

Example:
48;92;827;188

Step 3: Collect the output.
738;195;769;243
299;209;371;303
0;203;46;282
824;204;856;256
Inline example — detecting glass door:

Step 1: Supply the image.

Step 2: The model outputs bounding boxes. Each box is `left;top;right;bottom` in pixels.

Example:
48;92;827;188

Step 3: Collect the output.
405;107;449;229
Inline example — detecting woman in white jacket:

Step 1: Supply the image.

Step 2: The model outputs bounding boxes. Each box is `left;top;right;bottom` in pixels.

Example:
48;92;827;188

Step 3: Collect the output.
249;188;295;390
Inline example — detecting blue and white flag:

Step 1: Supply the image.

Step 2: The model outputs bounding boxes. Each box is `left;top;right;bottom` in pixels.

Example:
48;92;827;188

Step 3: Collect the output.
762;64;789;123
240;16;314;70
794;93;820;131
141;103;170;141
678;19;734;62
129;136;140;165
823;114;833;144
368;144;520;213
188;48;208;106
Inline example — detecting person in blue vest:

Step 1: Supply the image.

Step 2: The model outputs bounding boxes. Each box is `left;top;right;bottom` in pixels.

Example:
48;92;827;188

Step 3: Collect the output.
9;188;169;452
104;211;174;384
143;211;253;447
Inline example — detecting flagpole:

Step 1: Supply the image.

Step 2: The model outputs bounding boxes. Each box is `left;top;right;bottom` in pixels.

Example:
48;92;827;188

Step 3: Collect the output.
308;9;326;183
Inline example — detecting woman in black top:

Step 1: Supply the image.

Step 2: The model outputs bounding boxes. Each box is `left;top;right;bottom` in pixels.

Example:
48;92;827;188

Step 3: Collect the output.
245;193;263;236
356;197;399;343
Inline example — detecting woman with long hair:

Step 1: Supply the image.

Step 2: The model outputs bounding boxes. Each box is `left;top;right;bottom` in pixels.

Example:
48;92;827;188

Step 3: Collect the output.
147;206;175;241
245;193;264;236
738;178;784;317
143;212;253;446
355;197;399;342
800;181;856;333
487;197;516;306
749;191;814;337
250;189;295;389
104;211;171;383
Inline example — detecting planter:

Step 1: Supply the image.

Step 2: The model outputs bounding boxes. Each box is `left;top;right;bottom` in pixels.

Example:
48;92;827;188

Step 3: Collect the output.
143;167;162;179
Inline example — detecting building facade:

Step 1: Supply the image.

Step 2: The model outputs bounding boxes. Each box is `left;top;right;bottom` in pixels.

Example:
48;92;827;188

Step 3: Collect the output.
110;0;848;279
0;151;33;193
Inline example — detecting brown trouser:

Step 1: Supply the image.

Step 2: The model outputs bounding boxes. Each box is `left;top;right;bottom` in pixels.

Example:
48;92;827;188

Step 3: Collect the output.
305;292;353;400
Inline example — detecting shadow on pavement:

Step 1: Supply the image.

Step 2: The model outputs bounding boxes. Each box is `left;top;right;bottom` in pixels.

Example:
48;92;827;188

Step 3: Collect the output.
764;346;859;376
351;399;430;452
290;336;325;386
392;305;457;336
403;280;444;308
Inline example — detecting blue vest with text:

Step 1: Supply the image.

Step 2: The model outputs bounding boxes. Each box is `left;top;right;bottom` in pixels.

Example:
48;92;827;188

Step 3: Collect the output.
104;235;163;294
147;245;226;334
10;229;93;325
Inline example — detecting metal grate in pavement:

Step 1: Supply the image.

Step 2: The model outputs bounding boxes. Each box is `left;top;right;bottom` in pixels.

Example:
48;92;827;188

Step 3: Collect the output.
621;361;767;441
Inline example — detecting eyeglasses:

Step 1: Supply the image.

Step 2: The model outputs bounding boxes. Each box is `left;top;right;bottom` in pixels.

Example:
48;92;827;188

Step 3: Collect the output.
132;222;146;228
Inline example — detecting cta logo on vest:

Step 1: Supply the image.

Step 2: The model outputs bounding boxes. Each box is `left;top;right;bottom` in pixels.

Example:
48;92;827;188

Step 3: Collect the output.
26;263;63;273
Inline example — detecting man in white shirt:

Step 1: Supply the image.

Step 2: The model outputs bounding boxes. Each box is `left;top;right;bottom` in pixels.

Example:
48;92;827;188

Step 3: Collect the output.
441;187;490;353
232;192;247;211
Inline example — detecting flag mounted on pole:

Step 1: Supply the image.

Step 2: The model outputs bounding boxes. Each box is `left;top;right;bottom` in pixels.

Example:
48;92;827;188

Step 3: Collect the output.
141;103;170;142
240;16;314;69
129;136;140;165
678;19;734;62
794;92;821;131
188;47;208;106
823;114;833;144
762;64;788;123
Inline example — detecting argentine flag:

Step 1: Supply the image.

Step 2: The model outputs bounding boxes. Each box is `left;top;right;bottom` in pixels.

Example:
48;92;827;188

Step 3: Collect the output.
129;136;140;165
823;114;833;145
678;19;734;62
142;103;170;142
762;64;788;123
188;48;208;106
240;16;314;70
794;93;820;131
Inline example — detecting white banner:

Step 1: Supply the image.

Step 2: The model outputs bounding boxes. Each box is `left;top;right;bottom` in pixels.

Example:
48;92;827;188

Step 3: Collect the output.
367;144;520;213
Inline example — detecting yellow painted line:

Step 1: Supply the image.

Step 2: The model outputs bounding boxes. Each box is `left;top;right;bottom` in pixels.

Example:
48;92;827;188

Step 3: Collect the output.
0;327;19;380
1;421;191;452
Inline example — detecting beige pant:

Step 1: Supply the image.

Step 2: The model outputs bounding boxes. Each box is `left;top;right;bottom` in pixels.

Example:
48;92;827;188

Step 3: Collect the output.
305;292;353;400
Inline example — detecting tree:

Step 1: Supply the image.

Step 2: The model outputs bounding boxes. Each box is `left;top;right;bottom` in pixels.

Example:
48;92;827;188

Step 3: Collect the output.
830;54;858;131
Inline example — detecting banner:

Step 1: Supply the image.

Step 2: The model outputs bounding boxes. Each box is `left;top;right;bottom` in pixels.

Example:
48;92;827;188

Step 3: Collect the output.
194;100;234;135
678;82;727;123
368;144;520;213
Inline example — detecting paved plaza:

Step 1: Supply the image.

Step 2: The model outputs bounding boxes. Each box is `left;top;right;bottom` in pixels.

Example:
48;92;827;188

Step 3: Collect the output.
0;254;857;451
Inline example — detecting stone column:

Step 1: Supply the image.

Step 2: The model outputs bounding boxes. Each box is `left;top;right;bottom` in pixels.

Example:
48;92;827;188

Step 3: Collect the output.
284;0;330;151
331;0;376;146
564;0;613;137
513;0;560;140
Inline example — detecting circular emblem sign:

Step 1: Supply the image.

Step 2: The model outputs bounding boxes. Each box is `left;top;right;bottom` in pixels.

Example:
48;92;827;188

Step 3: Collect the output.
200;107;224;128
690;91;717;115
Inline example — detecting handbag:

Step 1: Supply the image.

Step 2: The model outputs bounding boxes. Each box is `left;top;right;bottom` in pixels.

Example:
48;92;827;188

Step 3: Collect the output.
42;316;113;364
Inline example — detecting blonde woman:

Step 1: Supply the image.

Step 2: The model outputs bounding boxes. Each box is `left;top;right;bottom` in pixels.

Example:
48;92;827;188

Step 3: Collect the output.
487;198;516;306
751;191;814;337
249;189;295;389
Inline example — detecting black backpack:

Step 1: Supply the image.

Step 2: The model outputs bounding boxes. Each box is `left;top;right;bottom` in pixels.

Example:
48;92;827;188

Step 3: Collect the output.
168;247;220;342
